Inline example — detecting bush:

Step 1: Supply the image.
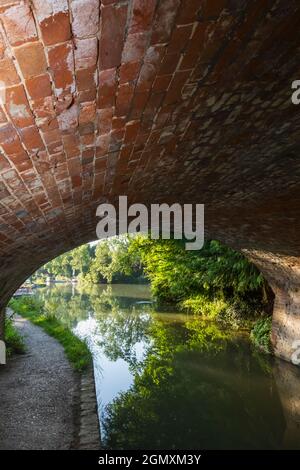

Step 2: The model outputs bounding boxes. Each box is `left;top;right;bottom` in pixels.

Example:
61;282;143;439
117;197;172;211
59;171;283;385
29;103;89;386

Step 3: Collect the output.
181;296;227;319
4;316;25;356
250;317;272;354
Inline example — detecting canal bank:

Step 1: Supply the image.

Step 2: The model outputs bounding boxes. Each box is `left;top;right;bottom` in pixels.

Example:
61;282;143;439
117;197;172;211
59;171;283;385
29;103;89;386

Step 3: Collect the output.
0;312;100;450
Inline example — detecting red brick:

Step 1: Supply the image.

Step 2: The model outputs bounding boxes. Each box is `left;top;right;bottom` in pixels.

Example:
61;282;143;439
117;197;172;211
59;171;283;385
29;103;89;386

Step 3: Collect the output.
124;120;140;143
151;0;180;44
200;0;227;20
75;38;98;70
72;175;82;188
112;116;126;130
57;104;78;131
81;133;95;146
0;154;11;172
168;25;193;53
48;42;74;96
95;157;107;172
39;11;71;46
32;97;56;120
4;84;34;128
76;67;96;91
67;157;81;176
0;4;37;46
122;33;148;63
95;133;110;156
0;31;5;59
78;89;97;103
19;126;44;151
97;68;117;108
0;107;7;124
26;74;52;101
0;58;20;87
119;61;141;84
14;42;47;79
79;102;96;124
129;90;149;119
63;135;80;158
143;91;164;119
36;116;59;133
71;0;100;38
159;53;180;75
0;132;23;154
99;3;128;70
152;74;172;92
137;45;165;91
115;82;135;116
97;107;113;135
9;150;29;165
42;129;62;145
176;0;201;23
129;0;156;34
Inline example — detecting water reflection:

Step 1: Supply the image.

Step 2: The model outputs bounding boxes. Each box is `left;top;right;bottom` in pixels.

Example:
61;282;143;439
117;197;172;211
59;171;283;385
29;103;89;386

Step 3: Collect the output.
33;284;300;450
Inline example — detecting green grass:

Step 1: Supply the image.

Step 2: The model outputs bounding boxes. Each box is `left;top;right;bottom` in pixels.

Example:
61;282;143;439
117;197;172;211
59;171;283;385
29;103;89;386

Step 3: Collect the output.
4;315;26;356
250;317;272;354
9;296;92;371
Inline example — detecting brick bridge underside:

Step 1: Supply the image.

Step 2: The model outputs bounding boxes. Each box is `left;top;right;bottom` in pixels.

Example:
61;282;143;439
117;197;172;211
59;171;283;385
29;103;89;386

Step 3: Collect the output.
0;0;300;363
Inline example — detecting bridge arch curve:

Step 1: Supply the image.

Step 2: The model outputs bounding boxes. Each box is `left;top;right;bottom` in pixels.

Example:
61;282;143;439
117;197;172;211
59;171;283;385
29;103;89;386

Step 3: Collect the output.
0;0;300;363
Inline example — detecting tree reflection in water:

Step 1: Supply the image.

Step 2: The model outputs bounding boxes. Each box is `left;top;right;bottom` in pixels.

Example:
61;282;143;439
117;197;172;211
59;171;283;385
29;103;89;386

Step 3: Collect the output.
33;284;298;450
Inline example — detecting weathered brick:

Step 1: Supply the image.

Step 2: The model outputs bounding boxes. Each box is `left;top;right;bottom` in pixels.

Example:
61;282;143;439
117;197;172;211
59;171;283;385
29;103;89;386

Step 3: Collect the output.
168;25;193;54
129;0;156;34
39;11;71;46
19;126;44;152
0;4;37;46
137;45;165;91
151;0;180;44
97;68;116;108
75;38;98;70
57;104;78;131
4;84;34;128
79;102;96;124
48;42;75;96
122;33;148;63
152;74;172;92
97;107;113;135
115;82;135;116
26;74;52;101
119;61;141;84
14;42;47;79
76;67;97;91
71;0;100;38
0;57;20;87
99;3;128;70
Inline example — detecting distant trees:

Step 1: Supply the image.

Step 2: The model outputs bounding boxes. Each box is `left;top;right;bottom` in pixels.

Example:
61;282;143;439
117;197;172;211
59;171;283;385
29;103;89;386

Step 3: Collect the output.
34;244;95;281
34;236;144;285
81;236;144;284
32;235;271;317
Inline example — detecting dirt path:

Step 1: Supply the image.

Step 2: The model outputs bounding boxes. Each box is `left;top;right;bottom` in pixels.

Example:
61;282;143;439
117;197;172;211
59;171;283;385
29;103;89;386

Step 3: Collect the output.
0;313;79;450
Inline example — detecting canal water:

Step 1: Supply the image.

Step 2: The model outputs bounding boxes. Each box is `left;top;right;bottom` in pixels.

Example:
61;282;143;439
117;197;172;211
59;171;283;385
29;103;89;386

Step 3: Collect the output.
33;284;300;450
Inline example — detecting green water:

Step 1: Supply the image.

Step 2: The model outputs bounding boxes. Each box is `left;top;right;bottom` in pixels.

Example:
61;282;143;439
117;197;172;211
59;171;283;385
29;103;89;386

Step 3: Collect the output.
33;284;300;450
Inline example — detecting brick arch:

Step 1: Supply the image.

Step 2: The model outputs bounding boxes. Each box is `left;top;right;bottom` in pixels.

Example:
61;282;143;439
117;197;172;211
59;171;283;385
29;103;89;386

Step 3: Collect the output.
0;0;300;363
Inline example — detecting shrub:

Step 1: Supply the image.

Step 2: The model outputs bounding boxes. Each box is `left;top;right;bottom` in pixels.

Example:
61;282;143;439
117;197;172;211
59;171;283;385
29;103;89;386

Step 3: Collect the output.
250;317;272;354
4;315;25;356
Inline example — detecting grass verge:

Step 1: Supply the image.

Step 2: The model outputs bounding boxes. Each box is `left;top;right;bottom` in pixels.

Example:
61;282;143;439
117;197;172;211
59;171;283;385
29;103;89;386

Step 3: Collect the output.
4;314;26;356
9;296;92;371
